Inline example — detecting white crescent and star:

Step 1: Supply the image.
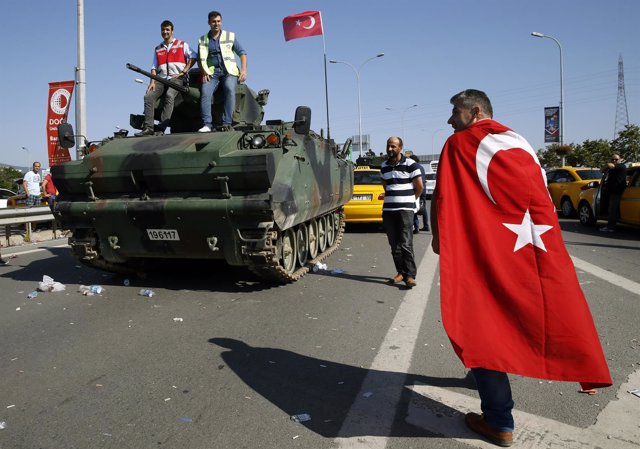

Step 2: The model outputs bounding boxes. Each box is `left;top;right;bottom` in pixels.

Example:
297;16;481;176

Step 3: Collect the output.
474;131;553;252
503;209;553;252
295;16;316;29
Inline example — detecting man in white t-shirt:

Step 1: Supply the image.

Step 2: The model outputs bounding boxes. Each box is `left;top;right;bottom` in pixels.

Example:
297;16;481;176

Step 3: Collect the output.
23;161;42;207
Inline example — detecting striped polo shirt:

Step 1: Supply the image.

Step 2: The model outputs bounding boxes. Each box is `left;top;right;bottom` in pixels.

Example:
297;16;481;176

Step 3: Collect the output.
380;155;421;211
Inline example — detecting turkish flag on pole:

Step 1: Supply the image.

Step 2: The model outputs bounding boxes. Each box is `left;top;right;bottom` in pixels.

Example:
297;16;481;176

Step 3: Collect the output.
435;120;612;390
283;11;323;41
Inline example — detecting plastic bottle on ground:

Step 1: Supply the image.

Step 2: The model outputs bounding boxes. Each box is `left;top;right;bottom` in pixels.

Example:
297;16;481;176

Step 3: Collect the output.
139;289;155;297
78;285;104;295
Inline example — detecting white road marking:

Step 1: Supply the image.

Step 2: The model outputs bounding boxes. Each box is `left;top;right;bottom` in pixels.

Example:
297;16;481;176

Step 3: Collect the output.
591;367;640;443
334;245;439;448
334;246;640;448
406;378;640;448
5;243;68;257
571;255;640;296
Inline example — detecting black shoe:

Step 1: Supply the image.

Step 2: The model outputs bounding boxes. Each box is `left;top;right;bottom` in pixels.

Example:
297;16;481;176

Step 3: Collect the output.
0;258;9;266
413;229;419;234
421;227;430;231
134;128;154;137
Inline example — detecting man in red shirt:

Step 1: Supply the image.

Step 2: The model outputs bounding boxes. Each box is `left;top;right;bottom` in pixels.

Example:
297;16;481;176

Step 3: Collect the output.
135;20;195;137
42;173;57;209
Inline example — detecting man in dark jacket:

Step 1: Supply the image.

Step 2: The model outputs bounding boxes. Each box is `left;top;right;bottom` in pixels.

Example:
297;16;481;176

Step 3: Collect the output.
600;154;627;232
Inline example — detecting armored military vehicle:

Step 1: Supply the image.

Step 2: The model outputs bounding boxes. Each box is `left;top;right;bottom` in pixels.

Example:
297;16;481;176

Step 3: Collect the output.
52;64;353;283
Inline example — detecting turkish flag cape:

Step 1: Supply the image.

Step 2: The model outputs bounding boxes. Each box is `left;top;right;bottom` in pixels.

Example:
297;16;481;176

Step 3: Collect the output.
435;120;611;390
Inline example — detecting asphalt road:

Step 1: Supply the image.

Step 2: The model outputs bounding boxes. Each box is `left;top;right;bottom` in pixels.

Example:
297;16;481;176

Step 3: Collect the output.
0;219;638;449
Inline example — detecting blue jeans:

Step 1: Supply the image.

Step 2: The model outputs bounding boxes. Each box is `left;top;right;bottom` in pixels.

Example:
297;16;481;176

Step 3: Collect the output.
471;368;514;432
200;72;237;127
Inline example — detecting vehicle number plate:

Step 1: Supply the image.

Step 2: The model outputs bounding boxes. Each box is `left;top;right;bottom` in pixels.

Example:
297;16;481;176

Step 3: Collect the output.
351;194;372;201
146;229;180;241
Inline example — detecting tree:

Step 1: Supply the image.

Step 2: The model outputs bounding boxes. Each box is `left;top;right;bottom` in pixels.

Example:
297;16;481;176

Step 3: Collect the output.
536;143;575;168
569;139;611;168
0;166;23;191
612;124;640;163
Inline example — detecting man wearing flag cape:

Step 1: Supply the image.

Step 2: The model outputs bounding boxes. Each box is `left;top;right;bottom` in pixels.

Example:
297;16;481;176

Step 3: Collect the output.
431;89;612;447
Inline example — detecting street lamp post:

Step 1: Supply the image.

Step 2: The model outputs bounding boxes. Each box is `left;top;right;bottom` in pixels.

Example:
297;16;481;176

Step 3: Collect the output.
330;53;384;158
385;104;418;142
531;31;564;164
431;129;446;161
21;146;30;169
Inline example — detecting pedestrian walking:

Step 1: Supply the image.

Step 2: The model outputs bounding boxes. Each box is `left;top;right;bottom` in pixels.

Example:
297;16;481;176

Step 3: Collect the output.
431;89;612;447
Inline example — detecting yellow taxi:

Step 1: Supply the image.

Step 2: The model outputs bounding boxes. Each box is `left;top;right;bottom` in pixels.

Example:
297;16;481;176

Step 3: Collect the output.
6;178;48;208
546;167;602;217
578;165;640;227
343;166;385;223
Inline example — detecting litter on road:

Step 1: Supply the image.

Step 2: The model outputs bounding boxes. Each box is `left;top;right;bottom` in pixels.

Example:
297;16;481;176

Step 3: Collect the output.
39;275;66;292
290;413;311;423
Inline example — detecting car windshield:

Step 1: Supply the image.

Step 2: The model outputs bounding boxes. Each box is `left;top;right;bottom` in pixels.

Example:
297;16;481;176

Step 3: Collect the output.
425;173;436;180
354;171;381;185
575;169;602;180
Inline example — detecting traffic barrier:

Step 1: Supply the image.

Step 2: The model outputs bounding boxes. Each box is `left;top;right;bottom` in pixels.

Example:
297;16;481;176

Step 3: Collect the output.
0;206;58;245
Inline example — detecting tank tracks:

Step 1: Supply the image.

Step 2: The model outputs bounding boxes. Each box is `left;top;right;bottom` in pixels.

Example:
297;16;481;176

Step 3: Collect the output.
248;209;346;283
72;209;346;284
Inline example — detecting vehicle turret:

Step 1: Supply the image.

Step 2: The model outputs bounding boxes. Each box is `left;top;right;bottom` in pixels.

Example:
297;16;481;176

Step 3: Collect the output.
126;63;269;133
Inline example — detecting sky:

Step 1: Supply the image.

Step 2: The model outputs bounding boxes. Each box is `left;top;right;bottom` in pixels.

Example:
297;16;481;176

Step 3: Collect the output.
2;0;639;168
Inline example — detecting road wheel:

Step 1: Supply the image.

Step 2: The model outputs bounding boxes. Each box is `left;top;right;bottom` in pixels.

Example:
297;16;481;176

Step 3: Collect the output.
296;224;309;267
317;216;327;252
326;214;336;247
279;229;297;274
308;220;319;259
578;201;596;226
561;197;575;218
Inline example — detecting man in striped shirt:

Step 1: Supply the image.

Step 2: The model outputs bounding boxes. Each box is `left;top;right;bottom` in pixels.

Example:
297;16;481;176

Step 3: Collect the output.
380;137;424;288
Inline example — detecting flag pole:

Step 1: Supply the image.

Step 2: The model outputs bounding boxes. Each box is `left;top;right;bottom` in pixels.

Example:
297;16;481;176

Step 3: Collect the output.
319;11;330;139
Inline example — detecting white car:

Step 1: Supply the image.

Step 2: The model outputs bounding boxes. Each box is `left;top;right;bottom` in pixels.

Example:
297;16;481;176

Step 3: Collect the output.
0;188;17;208
424;173;436;198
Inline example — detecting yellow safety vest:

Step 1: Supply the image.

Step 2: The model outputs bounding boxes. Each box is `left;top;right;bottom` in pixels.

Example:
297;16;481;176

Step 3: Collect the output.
198;30;240;76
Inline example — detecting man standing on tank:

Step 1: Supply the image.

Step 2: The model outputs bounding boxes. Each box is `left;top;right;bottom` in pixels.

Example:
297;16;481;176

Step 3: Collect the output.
135;20;195;137
197;11;248;132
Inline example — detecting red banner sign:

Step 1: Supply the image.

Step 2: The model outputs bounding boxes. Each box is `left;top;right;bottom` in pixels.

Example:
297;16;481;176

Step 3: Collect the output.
47;81;75;167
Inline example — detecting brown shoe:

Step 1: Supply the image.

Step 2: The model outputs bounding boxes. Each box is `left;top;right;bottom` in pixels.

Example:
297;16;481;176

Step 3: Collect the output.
465;412;513;447
405;276;416;288
387;273;404;285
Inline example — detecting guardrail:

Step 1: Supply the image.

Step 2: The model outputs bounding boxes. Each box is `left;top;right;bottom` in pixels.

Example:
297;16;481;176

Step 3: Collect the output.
0;206;58;244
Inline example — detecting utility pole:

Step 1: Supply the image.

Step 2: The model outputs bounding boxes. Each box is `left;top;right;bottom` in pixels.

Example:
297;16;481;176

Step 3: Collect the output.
75;0;87;160
614;54;629;139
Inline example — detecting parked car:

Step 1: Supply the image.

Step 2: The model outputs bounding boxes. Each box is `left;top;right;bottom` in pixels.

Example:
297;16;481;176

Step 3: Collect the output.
546;167;602;218
0;188;17;208
577;165;640;227
424;172;436;198
343;166;384;223
6;178;48;208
